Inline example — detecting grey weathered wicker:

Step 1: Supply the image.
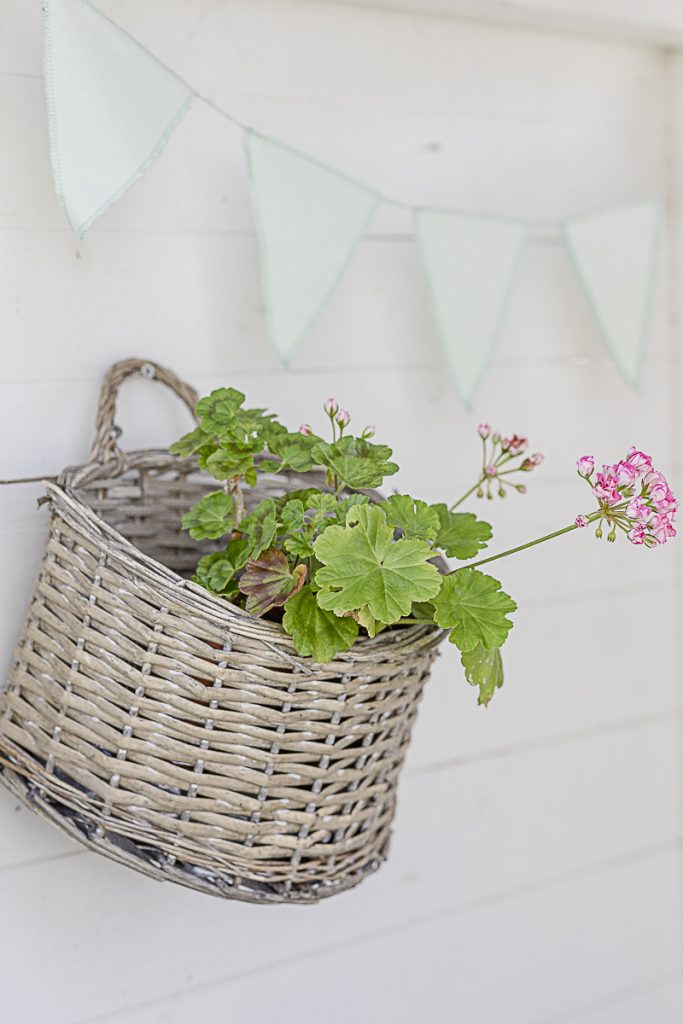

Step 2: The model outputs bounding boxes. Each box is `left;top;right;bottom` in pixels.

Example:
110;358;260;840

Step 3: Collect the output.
0;359;444;904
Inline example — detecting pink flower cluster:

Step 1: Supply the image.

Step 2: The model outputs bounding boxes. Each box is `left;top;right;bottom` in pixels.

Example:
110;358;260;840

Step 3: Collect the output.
475;424;543;500
576;447;677;547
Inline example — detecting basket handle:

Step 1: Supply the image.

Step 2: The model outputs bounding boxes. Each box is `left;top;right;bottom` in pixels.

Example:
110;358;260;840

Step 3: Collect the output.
88;359;199;467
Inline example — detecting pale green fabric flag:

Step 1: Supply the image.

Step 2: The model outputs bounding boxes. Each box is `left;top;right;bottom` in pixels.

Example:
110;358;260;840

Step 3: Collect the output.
415;211;524;406
563;202;659;388
245;131;379;363
44;0;194;236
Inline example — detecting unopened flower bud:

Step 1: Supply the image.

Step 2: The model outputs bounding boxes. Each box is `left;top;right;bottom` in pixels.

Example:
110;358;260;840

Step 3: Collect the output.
477;423;491;439
484;465;497;478
576;455;595;478
498;486;506;498
362;425;375;439
336;409;350;427
505;434;528;455
516;484;527;495
298;424;312;436
324;398;338;416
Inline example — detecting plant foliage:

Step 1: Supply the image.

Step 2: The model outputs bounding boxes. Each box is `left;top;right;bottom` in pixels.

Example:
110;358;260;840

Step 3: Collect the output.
171;388;525;704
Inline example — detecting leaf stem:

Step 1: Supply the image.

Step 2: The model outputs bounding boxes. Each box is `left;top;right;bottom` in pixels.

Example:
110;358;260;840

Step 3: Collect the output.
452;511;601;574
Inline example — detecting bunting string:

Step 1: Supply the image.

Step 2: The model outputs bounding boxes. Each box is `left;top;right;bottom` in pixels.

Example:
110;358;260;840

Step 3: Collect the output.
41;0;660;404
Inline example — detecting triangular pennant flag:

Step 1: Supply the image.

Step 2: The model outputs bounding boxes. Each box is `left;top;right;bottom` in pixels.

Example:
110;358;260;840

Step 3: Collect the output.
245;131;379;363
563;202;659;388
43;0;194;236
415;211;524;406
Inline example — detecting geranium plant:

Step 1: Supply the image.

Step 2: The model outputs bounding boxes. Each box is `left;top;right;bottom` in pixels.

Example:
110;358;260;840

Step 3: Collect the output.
170;389;676;706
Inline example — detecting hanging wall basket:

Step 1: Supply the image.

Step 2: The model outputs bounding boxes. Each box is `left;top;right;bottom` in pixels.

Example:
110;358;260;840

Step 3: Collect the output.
0;359;444;904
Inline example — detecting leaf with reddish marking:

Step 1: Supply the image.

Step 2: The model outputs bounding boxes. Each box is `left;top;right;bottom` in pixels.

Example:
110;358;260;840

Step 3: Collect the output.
238;548;308;617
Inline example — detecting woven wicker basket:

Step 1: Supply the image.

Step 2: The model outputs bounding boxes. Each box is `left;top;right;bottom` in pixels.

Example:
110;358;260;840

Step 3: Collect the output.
0;359;444;904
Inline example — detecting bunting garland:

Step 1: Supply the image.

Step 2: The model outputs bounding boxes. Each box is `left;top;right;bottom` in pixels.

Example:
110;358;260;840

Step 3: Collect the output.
245;132;379;365
40;0;661;402
562;202;659;389
415;212;524;408
44;0;193;236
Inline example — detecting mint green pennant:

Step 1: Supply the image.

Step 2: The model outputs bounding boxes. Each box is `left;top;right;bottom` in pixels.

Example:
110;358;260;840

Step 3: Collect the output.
563;201;659;388
415;211;524;406
245;131;379;364
43;0;194;236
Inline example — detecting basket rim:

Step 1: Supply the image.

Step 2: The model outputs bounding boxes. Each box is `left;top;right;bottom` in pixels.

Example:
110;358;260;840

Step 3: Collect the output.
44;471;446;665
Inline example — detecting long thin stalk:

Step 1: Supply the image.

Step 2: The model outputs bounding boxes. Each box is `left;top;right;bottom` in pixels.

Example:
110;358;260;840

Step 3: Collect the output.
452;511;600;574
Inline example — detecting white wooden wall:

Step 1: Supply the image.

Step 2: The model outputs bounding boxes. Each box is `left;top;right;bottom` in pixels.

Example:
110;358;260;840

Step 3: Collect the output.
1;1;682;1021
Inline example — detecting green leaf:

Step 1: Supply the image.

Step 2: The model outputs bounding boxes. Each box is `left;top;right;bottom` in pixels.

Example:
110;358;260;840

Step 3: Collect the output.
314;504;442;624
269;431;321;473
461;644;504;707
224;537;251;572
283;585;359;663
195;552;235;593
204;443;258;482
238;548;308;616
181;492;234;540
380;494;440;540
432;569;516;652
355;605;385;639
431;504;492;560
239;498;278;559
281;498;306;534
195;388;246;432
169;426;214;458
312;437;399;489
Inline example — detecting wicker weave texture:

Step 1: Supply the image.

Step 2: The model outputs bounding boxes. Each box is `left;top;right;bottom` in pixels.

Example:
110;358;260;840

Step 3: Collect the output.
0;360;443;904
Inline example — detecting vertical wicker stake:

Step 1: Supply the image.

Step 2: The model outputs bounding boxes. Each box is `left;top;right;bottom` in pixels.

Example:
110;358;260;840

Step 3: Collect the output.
0;359;444;904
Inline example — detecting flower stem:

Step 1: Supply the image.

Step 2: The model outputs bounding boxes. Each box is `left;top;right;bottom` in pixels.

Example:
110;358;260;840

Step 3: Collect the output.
450;480;482;510
452;511;600;574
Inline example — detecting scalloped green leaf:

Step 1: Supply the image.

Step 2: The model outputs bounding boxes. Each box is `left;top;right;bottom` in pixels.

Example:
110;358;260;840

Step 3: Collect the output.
461;643;504;706
195;387;246;431
239;498;278;559
169;426;214;458
431;504;492;560
312;437;398;489
269;431;322;473
432;569;516;652
181;492;234;540
314;504;442;624
380;495;440;540
283;585;359;663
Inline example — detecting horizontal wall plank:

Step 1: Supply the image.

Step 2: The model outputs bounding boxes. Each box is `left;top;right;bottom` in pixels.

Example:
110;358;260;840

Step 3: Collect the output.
0;720;677;1019
558;975;683;1024
407;586;678;767
0;0;669;125
70;849;681;1024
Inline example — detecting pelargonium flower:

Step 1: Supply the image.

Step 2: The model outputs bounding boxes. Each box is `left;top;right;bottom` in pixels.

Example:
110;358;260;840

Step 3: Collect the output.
521;453;544;471
578;449;677;546
503;434;528;454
